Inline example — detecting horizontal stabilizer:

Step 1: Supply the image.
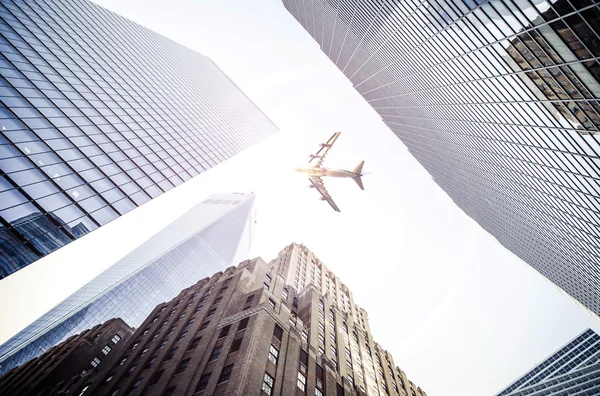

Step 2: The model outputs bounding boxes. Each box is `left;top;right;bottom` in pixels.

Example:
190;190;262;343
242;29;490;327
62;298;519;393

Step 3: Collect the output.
352;176;364;190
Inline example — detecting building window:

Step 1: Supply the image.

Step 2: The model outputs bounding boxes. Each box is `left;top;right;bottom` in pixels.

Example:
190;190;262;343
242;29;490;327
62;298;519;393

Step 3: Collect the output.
315;389;323;396
218;364;234;384
119;356;128;365
238;317;249;330
318;323;325;333
263;282;270;290
268;345;279;365
213;296;222;305
130;378;142;391
159;340;168;349
127;364;137;375
316;364;324;390
175;358;190;374
165;347;178;361
163;386;176;396
195;373;211;392
297;372;307;392
141;347;149;356
148;369;164;386
265;274;272;283
218;325;231;339
101;345;112;355
268;299;276;309
302;331;309;343
168;326;177;334
319;334;325;345
319;300;324;311
262;373;274;395
209;346;222;361
147;356;158;368
111;334;121;344
319;347;325;356
230;337;243;353
188;337;201;350
90;357;101;367
282;288;288;299
177;331;188;341
206;308;216;317
199;321;210;331
105;374;114;383
273;324;283;341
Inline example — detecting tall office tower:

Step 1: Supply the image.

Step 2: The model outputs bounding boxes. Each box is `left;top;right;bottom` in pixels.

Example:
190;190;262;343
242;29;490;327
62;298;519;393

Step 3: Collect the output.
52;243;425;396
496;328;600;395
0;193;257;375
0;318;134;395
281;0;600;315
0;0;278;277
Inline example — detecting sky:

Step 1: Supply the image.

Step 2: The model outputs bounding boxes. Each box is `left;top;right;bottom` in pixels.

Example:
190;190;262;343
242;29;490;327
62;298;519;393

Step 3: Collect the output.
1;0;599;395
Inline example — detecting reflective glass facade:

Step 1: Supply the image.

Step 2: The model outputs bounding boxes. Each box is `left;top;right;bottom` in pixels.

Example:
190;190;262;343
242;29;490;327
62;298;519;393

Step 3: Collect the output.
0;0;278;277
497;328;600;395
0;193;256;374
283;0;600;314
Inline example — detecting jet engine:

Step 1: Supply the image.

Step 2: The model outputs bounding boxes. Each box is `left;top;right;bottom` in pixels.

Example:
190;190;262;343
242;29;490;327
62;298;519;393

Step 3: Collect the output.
307;184;316;188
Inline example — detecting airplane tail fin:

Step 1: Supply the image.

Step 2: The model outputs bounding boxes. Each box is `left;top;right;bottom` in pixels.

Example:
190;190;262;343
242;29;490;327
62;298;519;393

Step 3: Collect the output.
352;161;365;175
351;161;365;190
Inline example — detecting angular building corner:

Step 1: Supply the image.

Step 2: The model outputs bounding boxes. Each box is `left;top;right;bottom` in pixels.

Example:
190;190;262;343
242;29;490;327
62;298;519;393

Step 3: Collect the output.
281;0;600;315
0;0;278;278
0;193;257;374
496;328;600;395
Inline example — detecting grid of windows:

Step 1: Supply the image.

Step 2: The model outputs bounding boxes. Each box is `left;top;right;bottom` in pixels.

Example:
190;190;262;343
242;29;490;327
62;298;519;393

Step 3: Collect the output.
0;194;256;374
282;0;600;315
497;328;600;395
0;0;277;278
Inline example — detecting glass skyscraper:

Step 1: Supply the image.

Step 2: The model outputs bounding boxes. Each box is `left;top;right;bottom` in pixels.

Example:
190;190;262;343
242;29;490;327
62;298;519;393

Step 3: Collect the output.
0;0;278;277
0;192;257;374
496;328;600;395
282;0;600;315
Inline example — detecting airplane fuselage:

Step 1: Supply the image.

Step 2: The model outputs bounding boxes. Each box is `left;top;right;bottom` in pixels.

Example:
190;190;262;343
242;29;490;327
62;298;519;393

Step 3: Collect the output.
293;167;359;178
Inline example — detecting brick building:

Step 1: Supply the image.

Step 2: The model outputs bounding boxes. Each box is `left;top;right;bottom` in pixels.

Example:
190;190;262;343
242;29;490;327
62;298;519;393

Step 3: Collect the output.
0;318;133;395
56;243;426;396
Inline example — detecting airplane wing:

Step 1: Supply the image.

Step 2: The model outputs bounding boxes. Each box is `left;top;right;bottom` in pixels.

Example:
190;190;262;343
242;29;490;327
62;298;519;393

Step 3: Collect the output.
309;177;341;212
308;132;341;168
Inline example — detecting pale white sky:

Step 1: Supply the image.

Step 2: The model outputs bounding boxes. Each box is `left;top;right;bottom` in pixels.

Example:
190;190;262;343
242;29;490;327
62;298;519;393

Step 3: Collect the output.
1;0;599;395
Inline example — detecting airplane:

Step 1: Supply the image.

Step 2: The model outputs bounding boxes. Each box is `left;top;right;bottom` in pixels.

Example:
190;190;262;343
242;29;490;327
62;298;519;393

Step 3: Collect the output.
293;132;366;212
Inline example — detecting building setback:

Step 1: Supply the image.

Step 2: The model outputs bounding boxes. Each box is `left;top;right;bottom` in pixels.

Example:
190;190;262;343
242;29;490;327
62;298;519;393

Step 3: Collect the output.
0;193;257;375
0;318;134;395
44;243;426;396
0;0;278;277
281;0;600;316
496;328;600;395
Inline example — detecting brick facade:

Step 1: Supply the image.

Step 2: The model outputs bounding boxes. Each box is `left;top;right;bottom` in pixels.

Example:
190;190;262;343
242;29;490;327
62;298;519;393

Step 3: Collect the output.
24;243;426;396
0;318;133;395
